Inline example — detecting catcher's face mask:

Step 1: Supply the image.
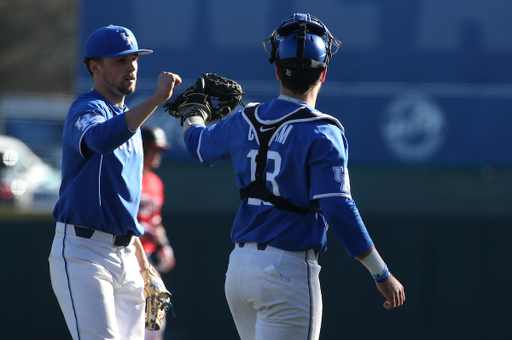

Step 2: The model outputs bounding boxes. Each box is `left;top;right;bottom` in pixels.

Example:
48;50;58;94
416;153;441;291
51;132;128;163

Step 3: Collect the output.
262;13;341;70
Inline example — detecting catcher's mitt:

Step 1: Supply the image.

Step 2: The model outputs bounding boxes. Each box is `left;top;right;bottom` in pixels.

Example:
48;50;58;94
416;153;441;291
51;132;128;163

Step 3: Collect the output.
163;72;245;124
141;265;175;331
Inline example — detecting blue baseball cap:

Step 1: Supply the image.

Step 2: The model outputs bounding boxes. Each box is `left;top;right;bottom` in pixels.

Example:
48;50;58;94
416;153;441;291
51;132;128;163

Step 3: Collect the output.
84;25;153;58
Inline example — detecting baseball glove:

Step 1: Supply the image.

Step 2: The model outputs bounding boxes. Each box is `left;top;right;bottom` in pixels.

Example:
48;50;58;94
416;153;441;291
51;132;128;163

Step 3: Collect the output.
141;265;175;331
163;72;245;124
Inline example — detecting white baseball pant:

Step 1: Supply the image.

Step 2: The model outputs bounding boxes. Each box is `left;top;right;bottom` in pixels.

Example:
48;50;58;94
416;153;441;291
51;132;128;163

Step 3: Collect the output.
49;222;145;340
225;242;322;340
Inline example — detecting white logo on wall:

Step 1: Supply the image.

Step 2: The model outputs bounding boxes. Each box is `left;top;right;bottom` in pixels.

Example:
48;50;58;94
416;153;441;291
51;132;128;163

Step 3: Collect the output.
381;94;446;162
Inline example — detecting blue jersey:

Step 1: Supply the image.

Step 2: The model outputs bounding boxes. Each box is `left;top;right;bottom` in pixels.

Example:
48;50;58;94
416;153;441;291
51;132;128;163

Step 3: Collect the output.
53;91;144;236
185;95;373;254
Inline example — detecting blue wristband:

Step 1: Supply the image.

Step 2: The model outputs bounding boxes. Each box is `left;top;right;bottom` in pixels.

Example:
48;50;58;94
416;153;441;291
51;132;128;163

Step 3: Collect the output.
372;265;390;283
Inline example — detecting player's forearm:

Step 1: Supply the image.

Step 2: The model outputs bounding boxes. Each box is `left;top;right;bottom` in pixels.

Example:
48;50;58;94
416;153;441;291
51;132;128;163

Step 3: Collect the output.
134;237;150;272
124;93;166;131
125;71;182;131
319;197;390;282
319;196;374;257
357;246;390;283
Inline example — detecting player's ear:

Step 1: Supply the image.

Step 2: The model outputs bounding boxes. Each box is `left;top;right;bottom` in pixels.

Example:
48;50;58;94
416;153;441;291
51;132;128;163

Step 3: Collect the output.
90;59;101;76
319;69;327;83
275;66;281;81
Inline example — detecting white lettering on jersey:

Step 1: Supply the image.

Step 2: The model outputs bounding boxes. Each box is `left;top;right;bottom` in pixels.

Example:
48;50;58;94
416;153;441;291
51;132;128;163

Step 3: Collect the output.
75;113;103;131
246;149;282;206
119;135;143;154
247;150;258;181
133;136;142;154
275;125;293;144
333;166;351;195
266;151;281;195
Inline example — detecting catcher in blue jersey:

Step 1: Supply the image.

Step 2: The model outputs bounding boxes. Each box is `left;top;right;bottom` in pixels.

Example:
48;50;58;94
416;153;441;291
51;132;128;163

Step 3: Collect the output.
48;25;181;339
165;13;405;340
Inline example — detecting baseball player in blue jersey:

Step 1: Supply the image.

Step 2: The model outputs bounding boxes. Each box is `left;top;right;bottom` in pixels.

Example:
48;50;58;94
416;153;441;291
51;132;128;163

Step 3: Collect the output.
173;13;405;340
48;25;181;340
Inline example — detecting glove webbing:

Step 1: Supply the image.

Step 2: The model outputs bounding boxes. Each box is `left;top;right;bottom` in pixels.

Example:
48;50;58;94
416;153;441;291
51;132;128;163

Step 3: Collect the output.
240;105;326;215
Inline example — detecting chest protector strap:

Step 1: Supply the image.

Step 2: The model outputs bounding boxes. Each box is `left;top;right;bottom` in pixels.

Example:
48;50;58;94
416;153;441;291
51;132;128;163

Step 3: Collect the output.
240;105;337;215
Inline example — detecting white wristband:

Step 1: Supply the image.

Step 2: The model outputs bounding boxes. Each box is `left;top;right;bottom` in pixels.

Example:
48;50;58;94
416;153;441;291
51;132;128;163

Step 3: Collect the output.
183;116;206;131
359;249;390;283
180;105;208;132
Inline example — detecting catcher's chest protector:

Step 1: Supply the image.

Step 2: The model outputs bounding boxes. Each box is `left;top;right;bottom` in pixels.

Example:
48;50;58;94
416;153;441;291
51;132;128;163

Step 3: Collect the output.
240;105;340;214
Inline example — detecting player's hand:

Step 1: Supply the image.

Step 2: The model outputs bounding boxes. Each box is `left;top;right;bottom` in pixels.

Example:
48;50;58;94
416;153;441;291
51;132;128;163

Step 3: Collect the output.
376;274;405;310
156;72;182;103
156;245;176;273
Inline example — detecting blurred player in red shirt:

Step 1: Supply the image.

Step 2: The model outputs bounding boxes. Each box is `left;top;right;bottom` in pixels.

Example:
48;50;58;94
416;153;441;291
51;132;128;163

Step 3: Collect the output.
139;125;176;340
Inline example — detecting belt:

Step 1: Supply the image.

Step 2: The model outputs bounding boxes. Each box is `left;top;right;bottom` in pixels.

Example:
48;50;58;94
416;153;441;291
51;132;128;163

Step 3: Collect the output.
238;242;267;250
75;225;133;248
56;222;134;248
237;242;319;260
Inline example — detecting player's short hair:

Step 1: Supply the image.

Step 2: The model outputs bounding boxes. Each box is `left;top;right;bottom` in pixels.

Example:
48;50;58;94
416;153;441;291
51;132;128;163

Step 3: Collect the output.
83;57;103;77
277;66;324;95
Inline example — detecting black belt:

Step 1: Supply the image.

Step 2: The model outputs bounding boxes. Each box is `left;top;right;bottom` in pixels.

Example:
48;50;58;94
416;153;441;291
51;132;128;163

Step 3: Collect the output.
238;242;267;250
238;242;319;257
74;225;133;248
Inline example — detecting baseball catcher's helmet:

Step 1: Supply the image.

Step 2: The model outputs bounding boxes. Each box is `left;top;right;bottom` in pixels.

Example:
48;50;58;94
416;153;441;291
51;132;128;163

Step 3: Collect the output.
141;126;170;150
263;13;341;70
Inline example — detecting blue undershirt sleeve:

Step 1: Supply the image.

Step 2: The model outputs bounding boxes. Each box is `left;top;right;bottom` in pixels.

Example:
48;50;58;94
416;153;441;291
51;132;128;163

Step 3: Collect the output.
319;196;374;257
